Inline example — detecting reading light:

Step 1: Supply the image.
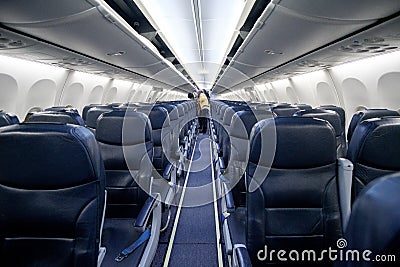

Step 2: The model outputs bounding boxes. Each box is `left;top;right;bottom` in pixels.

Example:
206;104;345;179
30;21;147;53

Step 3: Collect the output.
133;0;255;89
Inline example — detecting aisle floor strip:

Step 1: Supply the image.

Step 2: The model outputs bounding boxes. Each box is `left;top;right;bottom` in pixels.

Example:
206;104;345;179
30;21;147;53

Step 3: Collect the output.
210;138;224;267
163;140;197;267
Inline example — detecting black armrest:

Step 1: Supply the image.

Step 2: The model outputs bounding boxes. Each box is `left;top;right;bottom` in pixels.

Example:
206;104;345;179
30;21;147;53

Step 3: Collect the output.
221;179;235;213
216;143;220;154
219;157;225;171
225;189;236;214
163;163;173;181
236;246;252;267
134;194;159;229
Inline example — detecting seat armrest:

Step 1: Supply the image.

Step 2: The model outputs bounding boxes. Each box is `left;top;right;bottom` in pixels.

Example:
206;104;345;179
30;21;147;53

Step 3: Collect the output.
97;247;106;267
216;143;221;153
222;181;235;213
338;158;353;231
134;194;161;230
163;163;173;181
219;157;226;172
233;245;252;267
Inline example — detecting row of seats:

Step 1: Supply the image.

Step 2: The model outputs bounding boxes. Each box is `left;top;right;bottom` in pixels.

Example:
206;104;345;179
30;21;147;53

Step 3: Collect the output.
209;100;400;266
0;100;199;266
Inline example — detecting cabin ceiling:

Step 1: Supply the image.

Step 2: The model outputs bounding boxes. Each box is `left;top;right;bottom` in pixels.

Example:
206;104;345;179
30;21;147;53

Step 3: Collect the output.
0;0;399;96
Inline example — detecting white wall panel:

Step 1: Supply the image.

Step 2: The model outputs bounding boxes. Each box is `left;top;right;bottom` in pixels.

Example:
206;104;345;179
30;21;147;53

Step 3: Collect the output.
329;51;400;127
0;55;68;119
0;73;18;113
267;51;400;130
25;79;57;114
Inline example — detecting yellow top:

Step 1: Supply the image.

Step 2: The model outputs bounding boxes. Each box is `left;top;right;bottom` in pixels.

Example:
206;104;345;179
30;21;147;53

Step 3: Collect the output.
199;93;209;110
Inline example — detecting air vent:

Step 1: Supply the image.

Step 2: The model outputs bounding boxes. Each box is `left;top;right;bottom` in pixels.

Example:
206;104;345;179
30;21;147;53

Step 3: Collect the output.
58;57;92;66
296;59;329;68
0;33;27;49
338;39;398;54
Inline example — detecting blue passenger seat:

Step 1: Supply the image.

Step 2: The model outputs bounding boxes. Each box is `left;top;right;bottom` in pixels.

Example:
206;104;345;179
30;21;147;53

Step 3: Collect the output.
27;110;85;126
0;123;106;266
295;108;346;157
231;117;342;266
336;172;400;267
347;117;400;201
347;109;399;142
95;110;161;266
0;111;19;127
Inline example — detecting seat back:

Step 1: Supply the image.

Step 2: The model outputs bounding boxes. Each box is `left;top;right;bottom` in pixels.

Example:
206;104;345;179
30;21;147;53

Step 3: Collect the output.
295;103;312;110
0;123;105;266
0;111;19;127
137;106;171;175
347;109;399;142
295;108;346;157
45;106;79;114
347;117;400;200
85;106;114;130
82;104;106;121
246;117;341;263
28;111;85;126
342;173;400;264
271;104;300;117
228;110;274;207
319;105;346;132
96;110;153;218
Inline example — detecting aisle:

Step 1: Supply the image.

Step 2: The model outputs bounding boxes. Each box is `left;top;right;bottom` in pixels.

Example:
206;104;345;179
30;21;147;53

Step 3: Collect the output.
153;133;224;267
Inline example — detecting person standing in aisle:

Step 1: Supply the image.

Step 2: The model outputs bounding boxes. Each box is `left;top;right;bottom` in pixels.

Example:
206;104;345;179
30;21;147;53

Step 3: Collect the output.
198;90;210;134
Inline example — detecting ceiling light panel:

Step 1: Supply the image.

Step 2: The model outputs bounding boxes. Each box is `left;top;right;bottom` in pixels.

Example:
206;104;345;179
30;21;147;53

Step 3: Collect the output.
134;0;250;89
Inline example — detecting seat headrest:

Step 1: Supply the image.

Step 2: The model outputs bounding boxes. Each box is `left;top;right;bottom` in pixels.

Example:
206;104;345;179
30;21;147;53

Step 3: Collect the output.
271;106;300;117
28;111;85;126
254;103;274;111
85;107;114;128
137;106;170;130
0;112;19;127
96;110;152;146
45;106;79;114
295;104;312;110
0;123;103;189
222;107;237;126
294;109;342;136
319;105;346;130
176;104;184;117
250;117;336;168
230;110;274;139
348;109;399;141
82;104;105;121
347;117;400;171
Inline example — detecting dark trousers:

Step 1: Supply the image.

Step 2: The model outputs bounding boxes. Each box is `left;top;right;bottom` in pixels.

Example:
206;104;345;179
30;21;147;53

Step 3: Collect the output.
199;108;210;134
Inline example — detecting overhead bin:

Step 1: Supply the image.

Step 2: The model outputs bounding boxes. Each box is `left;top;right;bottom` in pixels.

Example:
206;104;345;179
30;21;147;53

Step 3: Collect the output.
0;0;194;91
216;0;400;92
